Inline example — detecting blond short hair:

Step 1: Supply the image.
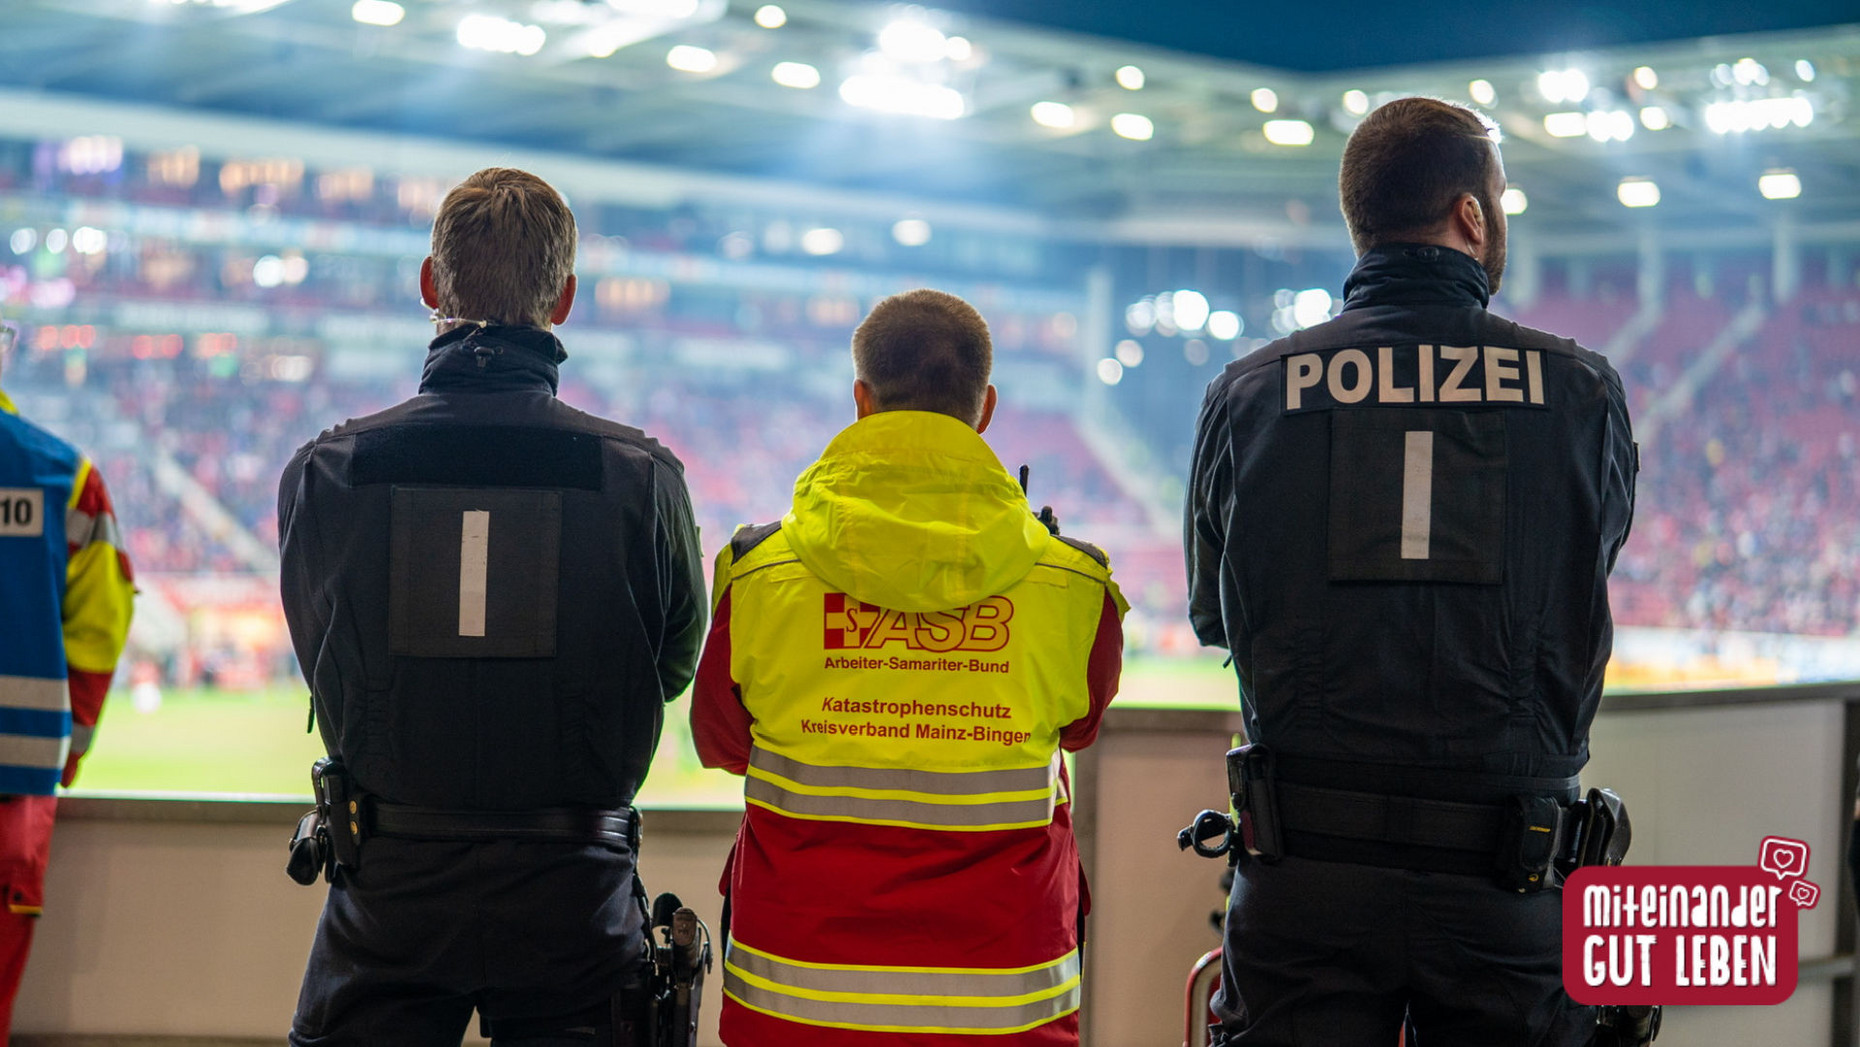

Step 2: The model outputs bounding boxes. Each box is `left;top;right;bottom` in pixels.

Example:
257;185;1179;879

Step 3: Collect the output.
852;289;993;424
429;167;576;327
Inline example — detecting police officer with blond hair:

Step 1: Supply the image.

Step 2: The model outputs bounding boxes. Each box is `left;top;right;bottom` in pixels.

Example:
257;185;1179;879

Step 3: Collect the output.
279;167;706;1046
1187;98;1644;1045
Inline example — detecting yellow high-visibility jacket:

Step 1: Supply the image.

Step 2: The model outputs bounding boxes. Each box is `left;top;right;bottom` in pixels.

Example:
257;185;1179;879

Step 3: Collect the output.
693;410;1126;1047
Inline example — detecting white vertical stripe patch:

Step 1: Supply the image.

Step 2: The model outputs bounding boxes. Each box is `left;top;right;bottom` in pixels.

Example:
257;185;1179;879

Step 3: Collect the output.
458;510;490;638
1400;431;1433;560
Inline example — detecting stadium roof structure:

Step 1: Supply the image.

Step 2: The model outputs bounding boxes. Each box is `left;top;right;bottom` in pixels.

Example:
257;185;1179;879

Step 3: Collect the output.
0;0;1856;251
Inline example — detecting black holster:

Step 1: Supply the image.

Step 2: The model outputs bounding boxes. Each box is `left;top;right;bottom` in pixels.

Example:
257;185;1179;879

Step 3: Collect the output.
286;758;361;885
1228;744;1285;862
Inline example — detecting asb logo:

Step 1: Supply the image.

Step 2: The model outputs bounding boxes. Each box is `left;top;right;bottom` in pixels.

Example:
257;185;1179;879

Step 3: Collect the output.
823;593;1013;652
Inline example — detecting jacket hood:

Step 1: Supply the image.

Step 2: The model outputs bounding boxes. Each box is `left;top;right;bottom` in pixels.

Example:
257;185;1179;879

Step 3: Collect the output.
784;411;1050;613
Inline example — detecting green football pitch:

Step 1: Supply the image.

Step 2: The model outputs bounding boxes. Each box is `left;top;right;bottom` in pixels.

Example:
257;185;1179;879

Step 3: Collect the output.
68;656;1237;803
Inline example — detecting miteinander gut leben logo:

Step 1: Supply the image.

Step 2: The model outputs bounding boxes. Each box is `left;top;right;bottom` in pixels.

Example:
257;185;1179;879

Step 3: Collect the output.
822;593;1013;652
1563;837;1819;1005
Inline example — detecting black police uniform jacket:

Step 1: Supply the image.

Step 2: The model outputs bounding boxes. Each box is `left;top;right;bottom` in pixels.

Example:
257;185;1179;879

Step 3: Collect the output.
1186;244;1636;797
277;325;707;811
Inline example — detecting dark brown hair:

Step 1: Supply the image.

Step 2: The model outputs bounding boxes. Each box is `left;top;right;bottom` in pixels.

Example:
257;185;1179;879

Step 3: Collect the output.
1339;97;1500;254
852;289;992;423
429;167;576;327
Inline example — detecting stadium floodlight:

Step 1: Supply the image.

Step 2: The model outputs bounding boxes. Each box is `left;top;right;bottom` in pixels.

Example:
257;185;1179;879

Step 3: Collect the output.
1469;79;1496;106
70;227;107;255
839;75;966;119
1342;89;1369;115
1586;110;1634;142
1617;178;1660;208
1096;358;1124;385
1796;59;1816;82
1732;57;1768;86
771;61;820;89
1537;68;1589;105
800;227;843;255
1262;119;1315;146
1639;106;1670;131
1251;88;1278;113
1632;66;1658;90
1111;113;1154;140
945;36;973;62
1543;112;1587;138
666;45;718;73
1704;96;1814;134
753;4;786;28
350;0;403;27
1030;102;1076;129
878;18;947;63
1115;65;1145;90
1758;170;1802;200
1207;311;1242;341
1124;299;1155;335
9;229;34;255
1115;340;1144;367
1501;187;1528;215
892;218;931;246
1173;290;1211;333
1293;289;1332;329
457;14;547;56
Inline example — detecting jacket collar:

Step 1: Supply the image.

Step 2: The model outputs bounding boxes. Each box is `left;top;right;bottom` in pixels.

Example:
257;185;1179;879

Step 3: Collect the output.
1341;243;1491;312
418;325;567;395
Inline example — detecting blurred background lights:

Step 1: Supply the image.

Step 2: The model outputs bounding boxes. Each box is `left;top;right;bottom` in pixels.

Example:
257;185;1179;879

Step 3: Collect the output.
1617;178;1661;207
8;229;34;255
1586;109;1635;142
838;75;965;119
891;218;932;246
1633;65;1659;90
1342;89;1369;115
1543;111;1587;137
1795;59;1816;81
252;255;285;289
1758;169;1802;200
799;227;844;255
457;14;546;56
70;227;107;255
753;4;786;28
1124;298;1155;335
1537;68;1590;104
1114;65;1144;90
878;18;948;63
944;36;972;62
1292;288;1333;328
350;0;403;27
1262;119;1315;146
1206;310;1242;341
1640;106;1671;130
1250;88;1278;113
1114;339;1145;367
1111;113;1154;140
1501;187;1528;214
1171;289;1210;333
1468;79;1496;106
666;45;718;73
1704;96;1814;133
44;229;67;254
1096;358;1124;385
1732;57;1769;85
1030;101;1076;129
771;61;820;89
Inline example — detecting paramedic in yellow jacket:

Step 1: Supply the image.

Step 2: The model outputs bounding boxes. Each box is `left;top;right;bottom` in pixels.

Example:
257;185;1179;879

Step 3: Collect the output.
692;289;1127;1047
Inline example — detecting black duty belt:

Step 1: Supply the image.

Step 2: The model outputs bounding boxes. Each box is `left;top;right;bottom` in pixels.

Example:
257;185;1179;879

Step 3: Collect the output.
1276;782;1506;854
367;801;638;849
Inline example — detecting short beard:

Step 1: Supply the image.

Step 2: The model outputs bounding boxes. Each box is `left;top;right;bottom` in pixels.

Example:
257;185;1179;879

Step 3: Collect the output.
1481;191;1508;297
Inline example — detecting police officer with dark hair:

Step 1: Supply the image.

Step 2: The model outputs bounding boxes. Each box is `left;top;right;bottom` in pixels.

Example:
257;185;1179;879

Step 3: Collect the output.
279;167;706;1046
1186;98;1642;1045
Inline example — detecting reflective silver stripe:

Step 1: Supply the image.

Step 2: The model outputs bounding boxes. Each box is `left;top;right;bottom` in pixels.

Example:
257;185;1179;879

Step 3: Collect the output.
729;945;1080;998
750;748;1055;797
68;723;95;758
0;733;68;769
66;505;125;552
0;675;70;712
723;941;1080;1033
1400;431;1433;560
746;775;1055;828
